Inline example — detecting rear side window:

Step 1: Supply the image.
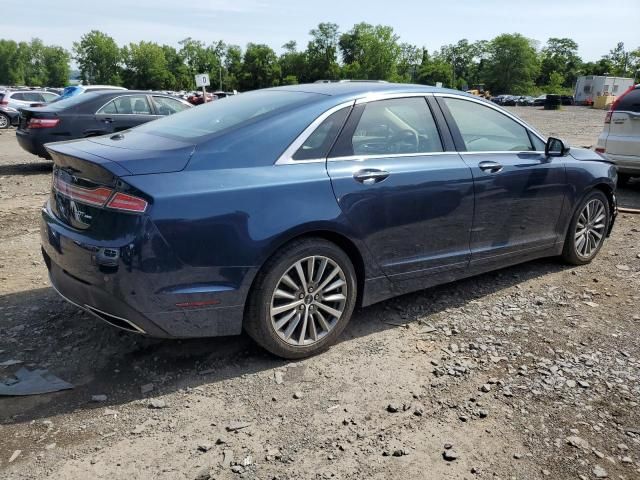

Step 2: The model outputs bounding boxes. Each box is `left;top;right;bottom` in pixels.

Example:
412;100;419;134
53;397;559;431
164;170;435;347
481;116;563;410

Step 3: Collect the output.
443;97;534;152
617;88;640;113
135;90;323;141
349;97;443;156
98;95;151;115
11;93;25;101
293;107;350;161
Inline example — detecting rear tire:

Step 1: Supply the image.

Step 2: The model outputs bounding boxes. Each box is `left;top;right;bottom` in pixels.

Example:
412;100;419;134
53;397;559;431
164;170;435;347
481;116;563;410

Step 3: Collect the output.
0;113;9;129
244;238;357;359
561;190;610;265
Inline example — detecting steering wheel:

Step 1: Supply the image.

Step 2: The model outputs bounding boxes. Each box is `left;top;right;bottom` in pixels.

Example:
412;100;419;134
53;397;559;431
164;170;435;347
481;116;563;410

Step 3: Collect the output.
388;129;419;153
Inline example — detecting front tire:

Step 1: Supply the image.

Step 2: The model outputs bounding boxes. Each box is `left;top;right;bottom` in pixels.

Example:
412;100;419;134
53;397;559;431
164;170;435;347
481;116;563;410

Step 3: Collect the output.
561;190;610;265
245;238;357;359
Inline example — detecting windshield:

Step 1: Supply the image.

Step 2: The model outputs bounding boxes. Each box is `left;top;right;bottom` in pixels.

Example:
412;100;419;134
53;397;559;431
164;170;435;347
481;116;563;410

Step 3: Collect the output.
134;90;324;140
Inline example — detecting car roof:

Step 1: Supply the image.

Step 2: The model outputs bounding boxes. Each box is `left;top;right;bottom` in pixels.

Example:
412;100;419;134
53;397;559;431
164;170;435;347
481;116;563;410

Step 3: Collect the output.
268;82;471;101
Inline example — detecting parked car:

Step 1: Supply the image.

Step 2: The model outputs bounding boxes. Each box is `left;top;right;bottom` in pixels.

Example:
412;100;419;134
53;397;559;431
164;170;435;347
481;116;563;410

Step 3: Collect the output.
40;83;617;359
533;94;548;107
55;85;127;101
517;96;535;106
0;104;20;128
16;90;191;158
491;94;509;105
596;84;640;185
561;95;575;106
0;90;59;110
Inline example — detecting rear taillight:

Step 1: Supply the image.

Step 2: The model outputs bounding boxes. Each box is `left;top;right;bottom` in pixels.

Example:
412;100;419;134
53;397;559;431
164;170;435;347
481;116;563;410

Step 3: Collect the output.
29;118;60;129
106;192;148;213
53;177;148;213
595;147;606;154
605;84;636;123
0;100;8;106
54;176;112;207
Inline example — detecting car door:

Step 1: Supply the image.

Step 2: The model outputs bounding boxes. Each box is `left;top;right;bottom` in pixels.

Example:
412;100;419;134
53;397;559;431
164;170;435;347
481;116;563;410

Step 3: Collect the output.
326;95;474;280
436;95;567;267
95;94;154;133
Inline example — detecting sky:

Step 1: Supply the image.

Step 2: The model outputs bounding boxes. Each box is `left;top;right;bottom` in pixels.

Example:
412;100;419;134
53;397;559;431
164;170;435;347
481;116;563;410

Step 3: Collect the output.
2;0;639;61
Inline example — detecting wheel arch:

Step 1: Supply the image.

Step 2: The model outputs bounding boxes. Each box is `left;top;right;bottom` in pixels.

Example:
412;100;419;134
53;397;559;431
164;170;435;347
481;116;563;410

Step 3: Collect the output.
243;228;368;326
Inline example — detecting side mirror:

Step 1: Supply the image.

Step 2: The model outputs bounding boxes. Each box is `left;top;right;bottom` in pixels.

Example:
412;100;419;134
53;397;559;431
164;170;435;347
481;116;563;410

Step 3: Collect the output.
545;137;570;157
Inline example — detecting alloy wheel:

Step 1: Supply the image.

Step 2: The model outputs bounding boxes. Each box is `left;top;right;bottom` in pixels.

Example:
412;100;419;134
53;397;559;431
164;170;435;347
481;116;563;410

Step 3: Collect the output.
270;256;348;346
0;114;8;129
574;198;606;258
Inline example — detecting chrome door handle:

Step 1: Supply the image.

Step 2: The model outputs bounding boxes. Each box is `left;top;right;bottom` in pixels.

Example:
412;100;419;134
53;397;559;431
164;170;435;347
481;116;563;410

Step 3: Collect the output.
353;169;390;185
478;161;503;173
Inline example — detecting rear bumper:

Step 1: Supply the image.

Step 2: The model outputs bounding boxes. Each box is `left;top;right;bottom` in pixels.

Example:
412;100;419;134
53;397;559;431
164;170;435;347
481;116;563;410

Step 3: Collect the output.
40;201;251;338
16;129;52;159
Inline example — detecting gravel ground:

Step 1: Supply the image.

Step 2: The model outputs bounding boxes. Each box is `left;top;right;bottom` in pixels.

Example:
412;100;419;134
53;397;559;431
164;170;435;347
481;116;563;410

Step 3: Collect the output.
0;107;639;480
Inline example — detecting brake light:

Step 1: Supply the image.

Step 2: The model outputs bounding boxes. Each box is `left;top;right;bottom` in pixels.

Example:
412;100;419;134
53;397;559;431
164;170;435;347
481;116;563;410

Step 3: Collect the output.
53;176;148;213
605;84;636;123
54;176;112;207
106;192;148;213
28;118;60;129
0;100;7;106
595;147;606;154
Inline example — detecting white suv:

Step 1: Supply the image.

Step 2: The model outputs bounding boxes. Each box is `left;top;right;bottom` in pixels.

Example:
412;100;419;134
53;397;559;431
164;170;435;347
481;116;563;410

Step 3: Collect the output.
596;84;640;185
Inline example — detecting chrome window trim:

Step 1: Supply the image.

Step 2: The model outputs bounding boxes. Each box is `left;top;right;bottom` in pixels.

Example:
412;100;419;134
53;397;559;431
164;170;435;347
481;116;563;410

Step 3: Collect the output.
328;151;460;162
432;92;548;145
275;100;355;165
95;94;153;116
275;91;551;166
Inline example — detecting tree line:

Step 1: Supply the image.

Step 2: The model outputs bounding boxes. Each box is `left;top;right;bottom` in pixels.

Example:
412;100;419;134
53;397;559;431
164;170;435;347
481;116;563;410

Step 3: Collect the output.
1;23;638;95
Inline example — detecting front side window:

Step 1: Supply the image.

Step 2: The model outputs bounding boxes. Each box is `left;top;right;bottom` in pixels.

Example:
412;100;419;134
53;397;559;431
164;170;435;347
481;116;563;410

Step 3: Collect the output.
292;107;350;161
443;97;534;152
152;96;190;115
351;97;442;156
618;89;640;113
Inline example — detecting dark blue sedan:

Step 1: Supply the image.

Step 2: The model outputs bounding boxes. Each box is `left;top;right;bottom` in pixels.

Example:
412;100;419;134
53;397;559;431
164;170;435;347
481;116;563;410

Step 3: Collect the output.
40;82;617;358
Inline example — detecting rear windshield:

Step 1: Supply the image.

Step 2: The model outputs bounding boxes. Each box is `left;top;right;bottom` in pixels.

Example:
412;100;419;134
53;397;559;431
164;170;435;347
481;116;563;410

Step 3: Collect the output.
43;92;102;110
134;90;324;140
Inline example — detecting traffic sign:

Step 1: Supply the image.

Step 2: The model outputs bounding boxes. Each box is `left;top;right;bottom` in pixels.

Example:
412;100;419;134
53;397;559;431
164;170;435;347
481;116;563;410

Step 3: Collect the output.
195;73;210;87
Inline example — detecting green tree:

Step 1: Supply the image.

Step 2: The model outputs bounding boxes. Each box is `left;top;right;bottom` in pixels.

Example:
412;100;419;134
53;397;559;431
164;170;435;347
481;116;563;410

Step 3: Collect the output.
484;33;539;94
240;43;280;90
121;41;169;90
417;50;453;87
396;43;422;83
306;22;340;81
178;38;224;89
162;45;191;90
539;37;581;87
224;45;243;91
279;40;308;85
339;23;401;80
42;45;70;86
73;31;121;85
606;42;631;77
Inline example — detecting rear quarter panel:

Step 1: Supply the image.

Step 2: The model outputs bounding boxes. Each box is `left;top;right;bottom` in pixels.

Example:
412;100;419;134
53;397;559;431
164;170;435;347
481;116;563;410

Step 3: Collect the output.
126;163;384;277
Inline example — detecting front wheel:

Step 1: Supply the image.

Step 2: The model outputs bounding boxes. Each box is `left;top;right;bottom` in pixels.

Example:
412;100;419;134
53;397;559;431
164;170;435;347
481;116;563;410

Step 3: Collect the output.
245;238;357;359
561;190;610;265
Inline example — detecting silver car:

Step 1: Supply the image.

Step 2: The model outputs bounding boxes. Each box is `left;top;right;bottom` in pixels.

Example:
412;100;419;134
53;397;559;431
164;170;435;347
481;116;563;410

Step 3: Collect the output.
596;84;640;184
0;90;59;110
